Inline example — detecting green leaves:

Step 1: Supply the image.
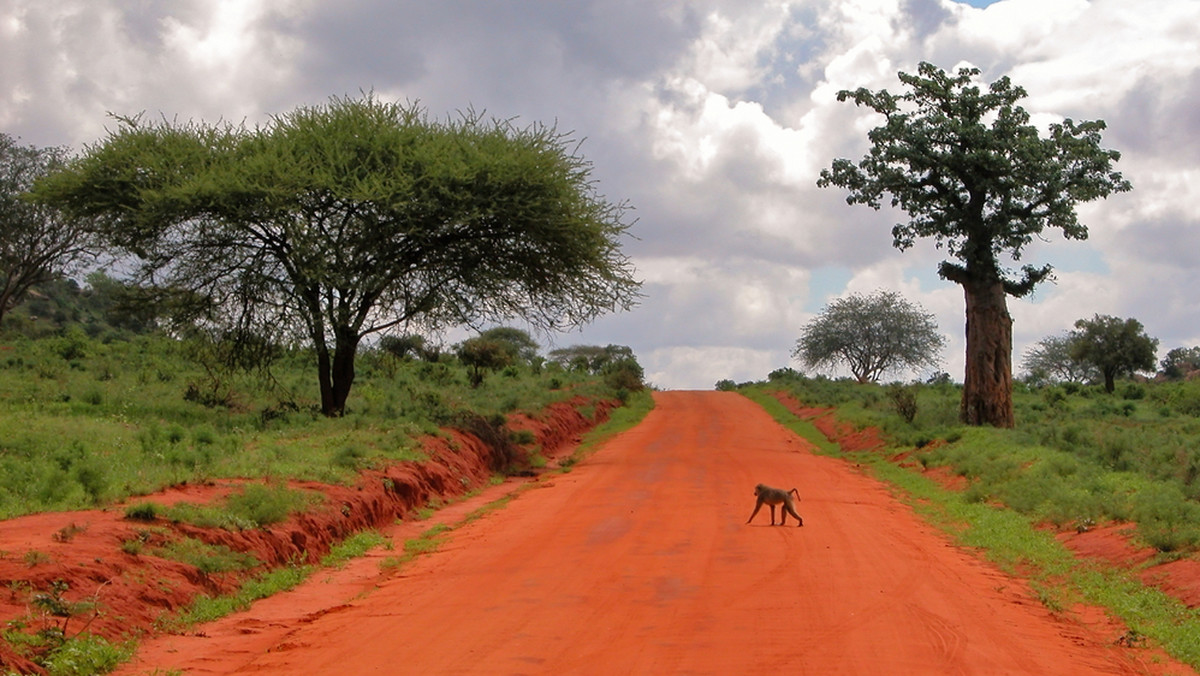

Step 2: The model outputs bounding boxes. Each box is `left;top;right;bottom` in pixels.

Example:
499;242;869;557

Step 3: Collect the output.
819;61;1129;294
32;95;640;416
1070;314;1159;393
793;289;946;383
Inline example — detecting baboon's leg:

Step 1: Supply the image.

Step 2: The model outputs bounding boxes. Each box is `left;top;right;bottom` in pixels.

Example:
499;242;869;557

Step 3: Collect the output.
768;504;778;525
746;498;766;524
784;502;803;527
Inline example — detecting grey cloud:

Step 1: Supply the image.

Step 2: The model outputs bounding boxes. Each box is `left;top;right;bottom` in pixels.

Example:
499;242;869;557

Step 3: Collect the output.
898;0;954;41
290;0;699;108
1107;70;1200;158
1113;218;1199;271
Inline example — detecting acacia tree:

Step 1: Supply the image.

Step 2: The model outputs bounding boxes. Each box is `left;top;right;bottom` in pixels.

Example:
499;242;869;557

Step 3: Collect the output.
1021;333;1098;385
792;290;945;383
0;134;100;325
547;343;635;373
819;62;1130;427
1069;314;1158;393
476;327;540;364
33;96;640;416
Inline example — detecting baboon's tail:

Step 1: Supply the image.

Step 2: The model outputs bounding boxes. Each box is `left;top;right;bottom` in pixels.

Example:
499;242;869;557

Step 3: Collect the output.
789;488;801;500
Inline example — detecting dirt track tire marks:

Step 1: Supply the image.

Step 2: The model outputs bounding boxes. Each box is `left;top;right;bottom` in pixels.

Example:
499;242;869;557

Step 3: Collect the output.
116;391;1187;675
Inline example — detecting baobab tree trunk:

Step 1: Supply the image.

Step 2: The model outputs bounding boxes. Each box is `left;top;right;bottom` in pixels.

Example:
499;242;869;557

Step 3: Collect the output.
960;279;1015;428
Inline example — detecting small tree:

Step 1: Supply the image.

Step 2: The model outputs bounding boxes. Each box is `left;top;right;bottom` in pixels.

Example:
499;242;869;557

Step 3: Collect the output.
819;62;1130;426
793;290;945;383
1021;333;1098;385
379;334;427;362
0;134;100;326
1069;314;1158;393
602;356;645;394
457;337;513;387
476;327;540;364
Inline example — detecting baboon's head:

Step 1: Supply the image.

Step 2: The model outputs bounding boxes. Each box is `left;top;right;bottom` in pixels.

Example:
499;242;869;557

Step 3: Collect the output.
753;483;766;496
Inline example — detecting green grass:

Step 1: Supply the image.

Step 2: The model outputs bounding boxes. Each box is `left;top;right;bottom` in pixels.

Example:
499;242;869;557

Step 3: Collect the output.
381;524;452;571
40;634;134;676
165;563;312;629
0;331;633;517
321;530;390;569
745;383;1200;669
163;483;321;530
151;537;261;574
155;529;391;634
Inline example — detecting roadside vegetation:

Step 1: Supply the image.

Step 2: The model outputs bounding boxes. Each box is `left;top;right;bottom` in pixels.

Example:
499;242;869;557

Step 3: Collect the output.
0;279;642;519
740;371;1200;667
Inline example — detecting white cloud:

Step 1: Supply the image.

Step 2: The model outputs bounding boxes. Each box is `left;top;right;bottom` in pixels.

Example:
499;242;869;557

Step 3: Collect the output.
4;0;1199;390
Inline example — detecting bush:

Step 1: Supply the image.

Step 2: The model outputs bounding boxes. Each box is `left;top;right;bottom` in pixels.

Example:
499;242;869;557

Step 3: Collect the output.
42;633;133;676
603;358;645;393
887;385;918;423
1132;483;1200;552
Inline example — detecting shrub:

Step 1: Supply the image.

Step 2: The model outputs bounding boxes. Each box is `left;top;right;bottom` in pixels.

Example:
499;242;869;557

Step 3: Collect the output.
224;484;317;528
887;385;918;423
1132;483;1200;552
43;633;133;676
154;537;261;573
603;358;645;393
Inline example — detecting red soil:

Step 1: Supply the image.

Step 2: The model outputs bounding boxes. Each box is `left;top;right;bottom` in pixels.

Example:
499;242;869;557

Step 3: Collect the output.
776;391;1200;621
97;392;1189;674
0;397;611;674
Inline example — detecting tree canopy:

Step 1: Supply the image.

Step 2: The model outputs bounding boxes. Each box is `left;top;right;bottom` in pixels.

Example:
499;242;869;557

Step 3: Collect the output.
1069;314;1158;393
476;327;541;364
0;134;100;326
33;95;640;415
1020;333;1099;386
818;62;1129;426
792;289;945;383
547;343;635;374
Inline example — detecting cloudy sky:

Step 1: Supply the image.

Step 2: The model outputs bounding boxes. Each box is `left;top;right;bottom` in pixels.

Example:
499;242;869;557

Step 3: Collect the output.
3;0;1198;389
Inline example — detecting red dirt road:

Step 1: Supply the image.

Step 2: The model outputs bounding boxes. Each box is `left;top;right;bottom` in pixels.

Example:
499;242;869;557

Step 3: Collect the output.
117;391;1186;675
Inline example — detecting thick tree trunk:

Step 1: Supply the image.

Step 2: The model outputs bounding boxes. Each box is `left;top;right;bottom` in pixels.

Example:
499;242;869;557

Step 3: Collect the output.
315;329;361;417
316;343;337;417
960;279;1015;428
329;334;359;416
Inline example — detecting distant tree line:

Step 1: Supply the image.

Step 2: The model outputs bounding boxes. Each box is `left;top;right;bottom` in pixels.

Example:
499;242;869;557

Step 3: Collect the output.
1021;314;1189;392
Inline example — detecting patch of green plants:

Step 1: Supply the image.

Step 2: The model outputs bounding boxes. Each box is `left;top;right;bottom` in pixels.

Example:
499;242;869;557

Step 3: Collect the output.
164;562;312;630
152;483;320;531
382;524;451;570
39;633;134;676
0;329;634;518
320;530;390;569
151;537;261;574
123;502;161;521
0;577;132;676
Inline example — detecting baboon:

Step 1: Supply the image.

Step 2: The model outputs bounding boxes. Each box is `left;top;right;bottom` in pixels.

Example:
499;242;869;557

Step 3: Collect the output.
746;483;803;526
